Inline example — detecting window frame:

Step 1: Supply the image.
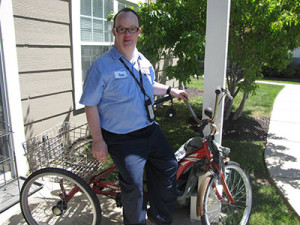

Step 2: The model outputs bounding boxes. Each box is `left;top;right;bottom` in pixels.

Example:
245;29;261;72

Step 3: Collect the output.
71;0;139;110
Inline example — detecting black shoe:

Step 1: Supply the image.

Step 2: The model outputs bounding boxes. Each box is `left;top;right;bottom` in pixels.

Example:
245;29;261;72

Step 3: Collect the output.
147;210;171;225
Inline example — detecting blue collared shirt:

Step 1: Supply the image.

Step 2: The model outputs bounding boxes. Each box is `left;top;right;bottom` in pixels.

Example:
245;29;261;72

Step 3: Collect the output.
80;46;155;134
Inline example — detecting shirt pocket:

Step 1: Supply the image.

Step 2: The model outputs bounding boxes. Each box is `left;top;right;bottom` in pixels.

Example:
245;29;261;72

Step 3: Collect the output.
105;76;136;102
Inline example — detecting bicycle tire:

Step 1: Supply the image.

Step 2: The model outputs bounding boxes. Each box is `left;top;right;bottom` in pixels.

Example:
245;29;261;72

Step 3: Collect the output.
20;167;102;225
196;172;213;218
68;136;93;163
199;162;252;225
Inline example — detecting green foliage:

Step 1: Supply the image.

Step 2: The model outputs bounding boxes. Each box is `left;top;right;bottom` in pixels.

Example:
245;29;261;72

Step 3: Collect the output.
228;0;300;90
262;63;300;78
137;0;300;119
137;0;207;83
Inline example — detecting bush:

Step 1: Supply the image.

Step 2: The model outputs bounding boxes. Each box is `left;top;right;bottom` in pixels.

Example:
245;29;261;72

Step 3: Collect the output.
262;63;300;78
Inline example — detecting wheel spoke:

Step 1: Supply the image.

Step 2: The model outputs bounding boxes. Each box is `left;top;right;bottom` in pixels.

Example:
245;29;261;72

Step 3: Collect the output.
200;163;252;225
20;168;101;225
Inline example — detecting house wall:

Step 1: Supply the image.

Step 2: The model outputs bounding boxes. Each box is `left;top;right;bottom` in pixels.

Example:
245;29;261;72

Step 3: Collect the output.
154;51;179;88
292;36;300;65
291;36;300;65
12;0;86;139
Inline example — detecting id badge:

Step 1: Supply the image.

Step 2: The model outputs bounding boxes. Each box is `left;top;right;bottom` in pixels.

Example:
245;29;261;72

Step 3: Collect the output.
145;99;155;122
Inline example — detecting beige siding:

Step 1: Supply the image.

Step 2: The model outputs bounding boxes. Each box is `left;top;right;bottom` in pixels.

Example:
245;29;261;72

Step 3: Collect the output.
12;0;86;139
12;0;70;23
24;113;87;139
20;71;72;99
154;51;179;87
14;17;70;46
17;47;71;72
23;92;73;123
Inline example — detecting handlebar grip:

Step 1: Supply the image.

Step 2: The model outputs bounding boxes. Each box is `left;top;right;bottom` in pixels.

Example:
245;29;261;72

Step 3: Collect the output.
154;95;172;105
215;86;222;95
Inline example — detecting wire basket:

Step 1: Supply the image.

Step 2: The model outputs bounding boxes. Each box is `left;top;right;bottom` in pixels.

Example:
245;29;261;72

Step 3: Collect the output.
23;122;101;180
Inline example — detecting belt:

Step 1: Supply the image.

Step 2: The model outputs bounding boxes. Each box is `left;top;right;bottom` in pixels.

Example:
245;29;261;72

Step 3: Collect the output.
127;124;155;135
102;124;155;136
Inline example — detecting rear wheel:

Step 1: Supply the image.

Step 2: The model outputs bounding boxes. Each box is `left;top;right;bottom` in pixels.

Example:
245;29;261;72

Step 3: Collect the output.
20;167;102;225
199;162;252;225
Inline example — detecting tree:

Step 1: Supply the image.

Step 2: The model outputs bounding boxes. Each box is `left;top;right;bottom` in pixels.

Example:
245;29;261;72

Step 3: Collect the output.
226;0;300;120
137;0;207;85
137;0;300;120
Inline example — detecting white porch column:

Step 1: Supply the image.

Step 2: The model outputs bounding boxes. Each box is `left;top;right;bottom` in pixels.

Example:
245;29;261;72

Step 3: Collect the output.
202;0;231;144
190;0;231;220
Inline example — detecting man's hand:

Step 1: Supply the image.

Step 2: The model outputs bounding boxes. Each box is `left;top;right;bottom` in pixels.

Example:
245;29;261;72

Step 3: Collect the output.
92;140;108;162
153;83;189;101
170;88;189;102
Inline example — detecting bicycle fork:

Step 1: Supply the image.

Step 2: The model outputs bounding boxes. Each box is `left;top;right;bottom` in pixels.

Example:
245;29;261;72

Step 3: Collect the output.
196;170;236;218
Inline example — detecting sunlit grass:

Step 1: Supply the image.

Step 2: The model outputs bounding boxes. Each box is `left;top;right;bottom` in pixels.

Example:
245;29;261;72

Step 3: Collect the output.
232;83;284;118
261;77;300;85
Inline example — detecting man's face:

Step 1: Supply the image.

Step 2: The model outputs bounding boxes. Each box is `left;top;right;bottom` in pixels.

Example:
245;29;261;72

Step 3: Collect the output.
112;11;141;58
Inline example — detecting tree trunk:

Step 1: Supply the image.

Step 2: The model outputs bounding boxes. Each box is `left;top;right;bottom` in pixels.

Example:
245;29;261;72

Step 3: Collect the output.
232;91;249;120
224;97;233;120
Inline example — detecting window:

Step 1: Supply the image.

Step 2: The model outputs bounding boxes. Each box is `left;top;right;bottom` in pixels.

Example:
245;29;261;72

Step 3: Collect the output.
72;0;138;109
80;0;114;43
80;0;114;80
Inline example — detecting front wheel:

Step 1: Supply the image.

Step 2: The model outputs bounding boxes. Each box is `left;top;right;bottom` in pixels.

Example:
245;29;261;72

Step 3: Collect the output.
20;167;102;225
199;162;252;225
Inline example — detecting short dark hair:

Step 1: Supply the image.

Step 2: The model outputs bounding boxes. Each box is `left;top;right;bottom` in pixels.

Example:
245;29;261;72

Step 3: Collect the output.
113;8;140;28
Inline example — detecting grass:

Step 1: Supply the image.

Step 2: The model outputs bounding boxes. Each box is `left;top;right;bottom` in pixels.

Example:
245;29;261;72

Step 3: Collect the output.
156;77;299;225
233;83;284;118
186;76;285;118
261;77;300;85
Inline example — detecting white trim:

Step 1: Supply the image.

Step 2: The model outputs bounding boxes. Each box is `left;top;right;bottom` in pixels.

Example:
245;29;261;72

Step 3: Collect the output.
121;0;141;4
0;0;28;176
71;1;84;110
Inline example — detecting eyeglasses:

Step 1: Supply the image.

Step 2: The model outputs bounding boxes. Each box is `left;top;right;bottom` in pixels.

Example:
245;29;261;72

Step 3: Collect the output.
114;26;140;34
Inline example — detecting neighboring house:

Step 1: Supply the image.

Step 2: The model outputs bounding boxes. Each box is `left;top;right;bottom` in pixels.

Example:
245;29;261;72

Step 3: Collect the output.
292;36;300;65
1;0;170;210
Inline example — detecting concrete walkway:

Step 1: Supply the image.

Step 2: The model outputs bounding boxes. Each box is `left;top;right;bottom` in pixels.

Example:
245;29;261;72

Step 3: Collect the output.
262;81;300;218
0;194;198;225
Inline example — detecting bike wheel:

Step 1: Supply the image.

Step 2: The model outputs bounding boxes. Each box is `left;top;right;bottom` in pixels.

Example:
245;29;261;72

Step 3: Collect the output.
68;136;93;163
200;162;252;225
20;167;102;225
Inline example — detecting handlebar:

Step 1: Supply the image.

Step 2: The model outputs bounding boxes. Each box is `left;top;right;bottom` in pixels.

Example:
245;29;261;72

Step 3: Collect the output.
154;95;173;105
184;87;232;137
217;86;233;100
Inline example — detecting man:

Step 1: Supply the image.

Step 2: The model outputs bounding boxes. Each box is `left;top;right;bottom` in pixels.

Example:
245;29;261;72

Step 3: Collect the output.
80;8;188;225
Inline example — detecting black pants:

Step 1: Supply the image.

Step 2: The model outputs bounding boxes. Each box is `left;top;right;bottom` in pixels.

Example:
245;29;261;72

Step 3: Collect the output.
102;124;178;225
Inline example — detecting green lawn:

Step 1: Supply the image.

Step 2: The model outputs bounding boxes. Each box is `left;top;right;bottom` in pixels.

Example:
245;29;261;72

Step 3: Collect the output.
261;78;300;85
156;77;299;225
233;83;284;118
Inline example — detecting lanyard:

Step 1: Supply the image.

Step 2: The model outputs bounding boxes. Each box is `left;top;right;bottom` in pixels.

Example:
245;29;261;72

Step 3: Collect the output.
119;57;150;99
